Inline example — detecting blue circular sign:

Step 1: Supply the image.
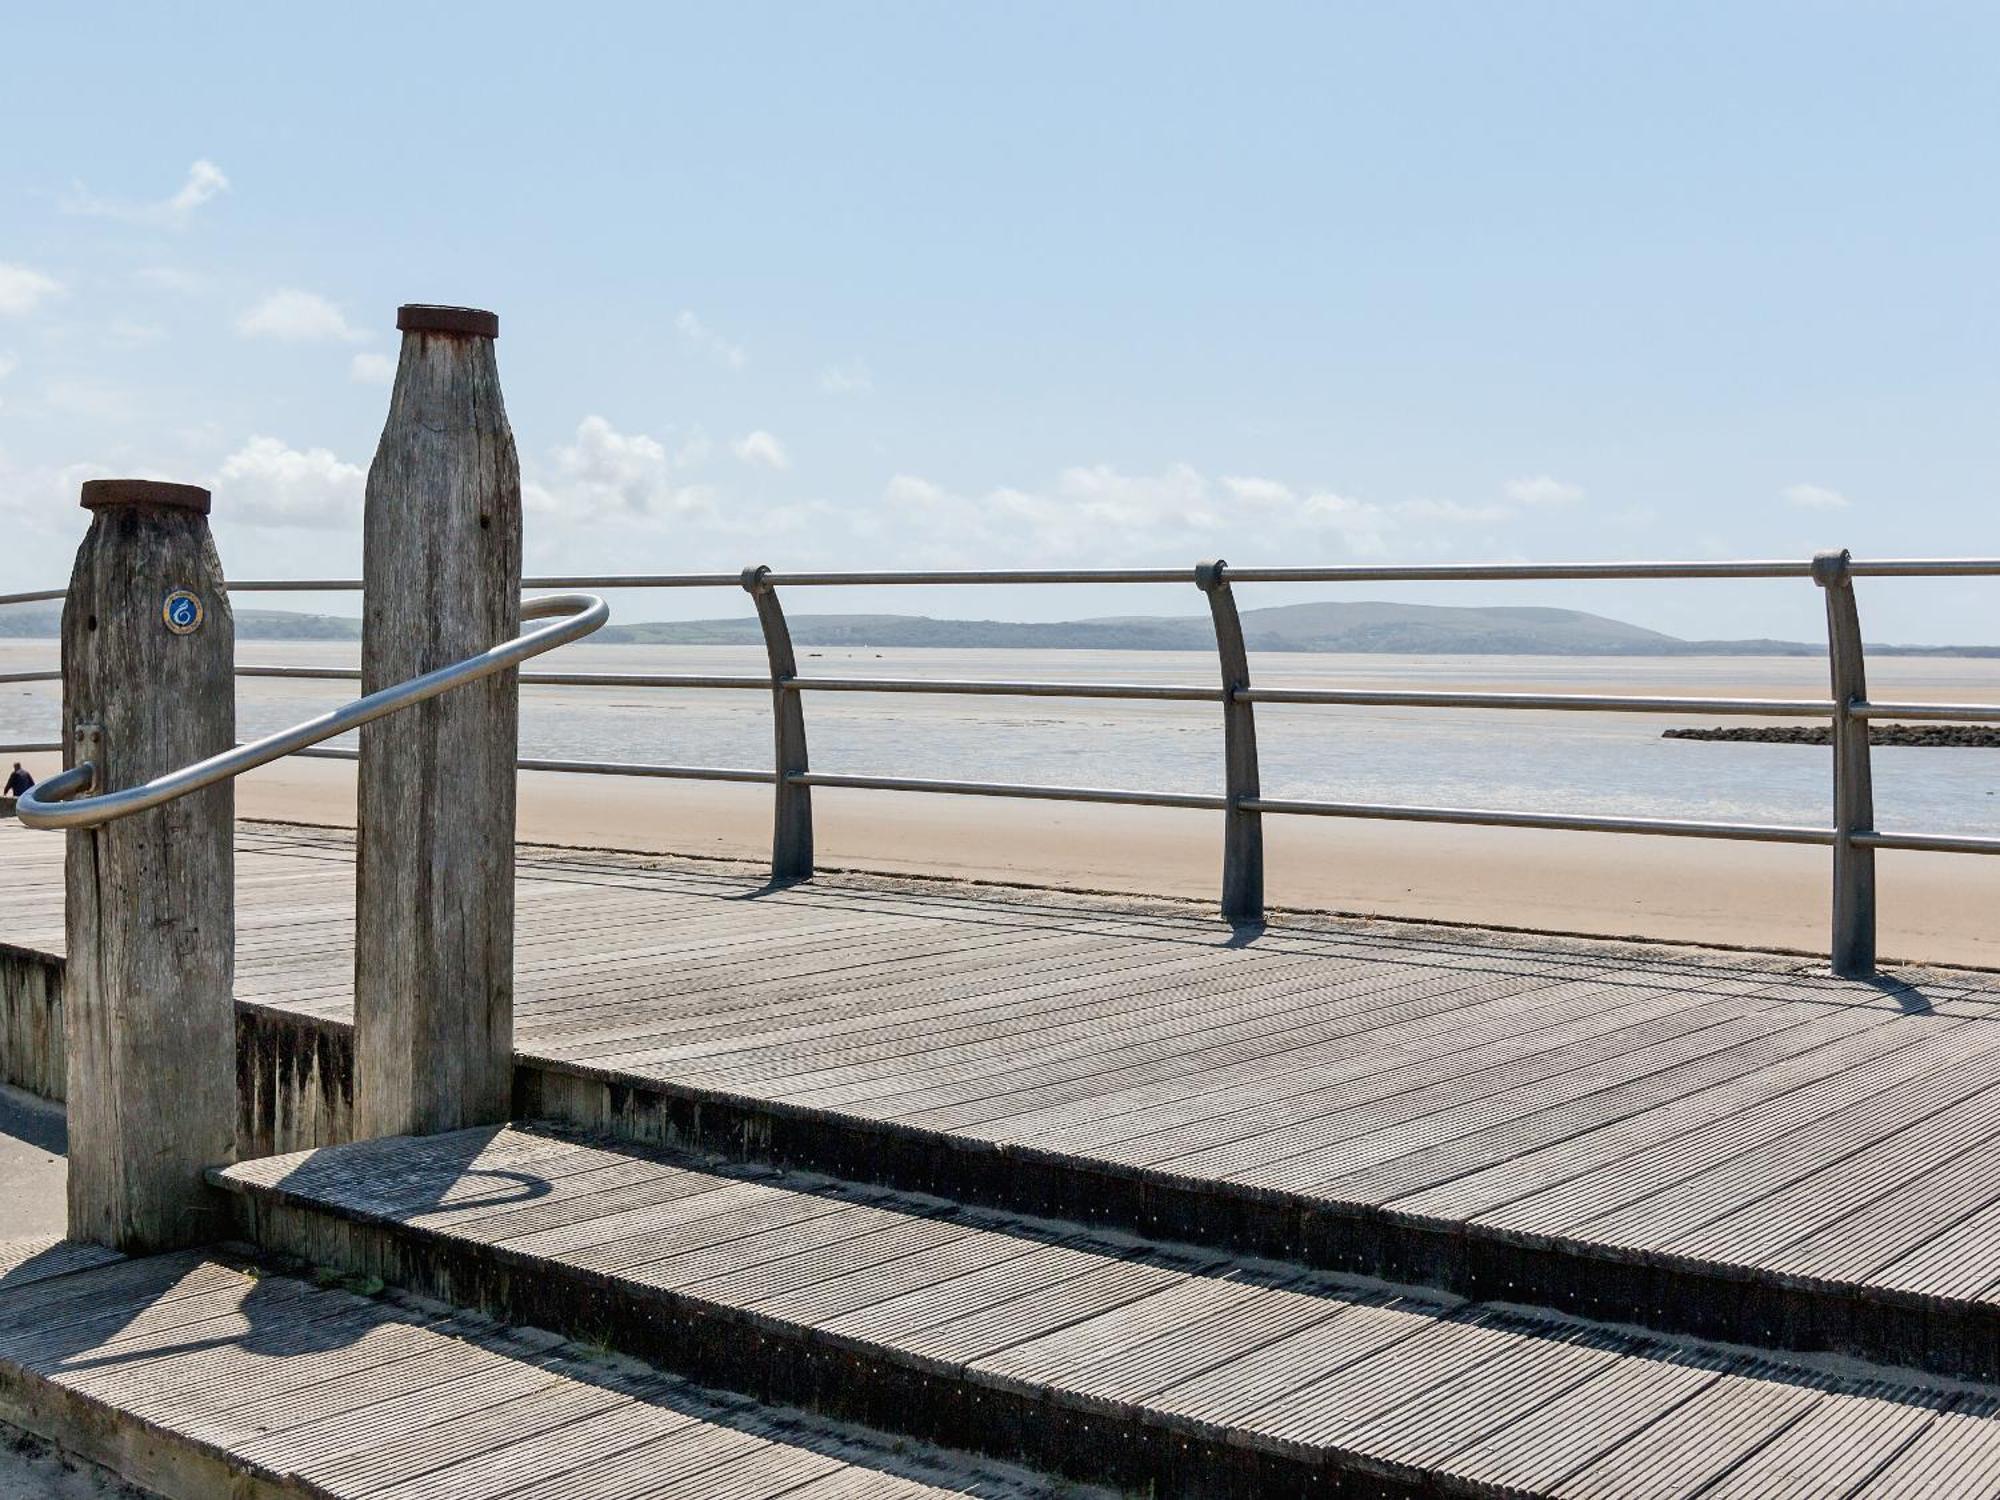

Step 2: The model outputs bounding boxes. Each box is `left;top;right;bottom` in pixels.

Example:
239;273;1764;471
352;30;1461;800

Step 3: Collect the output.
162;589;204;635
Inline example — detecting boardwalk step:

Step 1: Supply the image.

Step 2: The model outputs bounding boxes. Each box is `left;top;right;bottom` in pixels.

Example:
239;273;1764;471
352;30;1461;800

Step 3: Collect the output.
0;1236;1092;1500
216;1123;2000;1500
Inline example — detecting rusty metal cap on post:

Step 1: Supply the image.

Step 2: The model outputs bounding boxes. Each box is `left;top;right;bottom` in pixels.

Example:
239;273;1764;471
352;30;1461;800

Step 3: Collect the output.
80;479;212;514
396;304;499;338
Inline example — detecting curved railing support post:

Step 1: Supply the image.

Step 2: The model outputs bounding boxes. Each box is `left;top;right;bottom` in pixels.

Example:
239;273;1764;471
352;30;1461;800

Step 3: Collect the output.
1197;560;1263;926
1814;548;1876;978
743;565;813;882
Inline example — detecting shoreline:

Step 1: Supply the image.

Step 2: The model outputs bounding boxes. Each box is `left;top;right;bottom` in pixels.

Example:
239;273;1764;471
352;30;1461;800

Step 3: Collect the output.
223;757;2000;969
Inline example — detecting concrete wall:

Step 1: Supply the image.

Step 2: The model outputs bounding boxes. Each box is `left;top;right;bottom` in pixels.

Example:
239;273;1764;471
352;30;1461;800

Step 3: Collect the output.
0;949;357;1161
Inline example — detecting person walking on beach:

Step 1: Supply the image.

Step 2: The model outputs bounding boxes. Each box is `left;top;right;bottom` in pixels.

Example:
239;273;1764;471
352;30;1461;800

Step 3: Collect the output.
4;763;33;797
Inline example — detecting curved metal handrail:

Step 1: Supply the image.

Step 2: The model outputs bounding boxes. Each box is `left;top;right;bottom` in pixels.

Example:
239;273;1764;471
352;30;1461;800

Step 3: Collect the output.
17;592;608;832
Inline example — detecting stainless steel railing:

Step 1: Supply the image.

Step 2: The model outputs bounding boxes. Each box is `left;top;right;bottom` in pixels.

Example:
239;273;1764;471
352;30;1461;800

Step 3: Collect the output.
13;593;607;831
6;553;2000;974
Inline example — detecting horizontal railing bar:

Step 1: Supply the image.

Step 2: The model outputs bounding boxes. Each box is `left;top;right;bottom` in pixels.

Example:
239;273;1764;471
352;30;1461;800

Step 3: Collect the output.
1852;701;2000;724
1852;829;2000;855
1237;688;1839;715
1240;796;1836;844
790;770;1229;809
237;666;775;690
0;743;61;754
16;558;2000;607
1846;560;2000;577
224;669;1857;716
293;745;776;783
0;671;60;685
783;677;1223;701
13;557;2000;606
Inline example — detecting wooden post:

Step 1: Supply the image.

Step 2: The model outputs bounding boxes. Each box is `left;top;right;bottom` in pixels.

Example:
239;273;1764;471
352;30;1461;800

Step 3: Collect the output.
62;478;235;1251
1196;560;1264;926
353;305;522;1139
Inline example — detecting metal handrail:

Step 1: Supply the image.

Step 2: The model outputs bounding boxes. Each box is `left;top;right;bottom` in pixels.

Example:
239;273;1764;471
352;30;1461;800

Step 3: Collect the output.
9;555;2000;607
15;593;608;832
11;553;2000;976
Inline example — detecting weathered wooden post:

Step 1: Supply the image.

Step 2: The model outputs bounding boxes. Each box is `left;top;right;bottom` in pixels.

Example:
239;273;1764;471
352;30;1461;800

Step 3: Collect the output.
63;479;235;1251
353;305;522;1139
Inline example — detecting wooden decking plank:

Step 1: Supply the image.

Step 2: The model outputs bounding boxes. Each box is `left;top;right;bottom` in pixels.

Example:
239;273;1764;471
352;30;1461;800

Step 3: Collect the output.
1696;1384;1948;1500
544;934;1258;1073
1044;974;1777;1166
1426;1353;1727;1495
1404;1015;1970;1222
367;1394;717;1500
1758;1398;2000;1500
1258;1003;1823;1199
586;943;1324;1086
977;968;1711;1162
1338;1322;1622;1471
1146;994;1794;1185
1551;1366;1822;1498
658;1213;978;1305
1583;1048;2000;1255
882;964;1667;1134
1753;1120;2000;1285
1335;1007;1884;1208
1142;1297;1427;1431
973;1272;1303;1398
791;963;1668;1128
1486;1022;2000;1241
0;1235;123;1292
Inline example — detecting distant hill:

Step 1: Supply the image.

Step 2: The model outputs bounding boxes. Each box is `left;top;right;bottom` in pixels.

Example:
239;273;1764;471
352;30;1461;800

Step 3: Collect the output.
598;600;1684;654
1;598;1994;655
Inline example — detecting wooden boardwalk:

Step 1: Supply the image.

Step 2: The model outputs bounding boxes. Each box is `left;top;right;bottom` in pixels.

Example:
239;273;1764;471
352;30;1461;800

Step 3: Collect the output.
14;817;2000;1492
9;819;2000;1319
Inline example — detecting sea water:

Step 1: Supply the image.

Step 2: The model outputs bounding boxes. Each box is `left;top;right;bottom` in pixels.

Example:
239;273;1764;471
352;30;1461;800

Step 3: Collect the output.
4;641;1998;838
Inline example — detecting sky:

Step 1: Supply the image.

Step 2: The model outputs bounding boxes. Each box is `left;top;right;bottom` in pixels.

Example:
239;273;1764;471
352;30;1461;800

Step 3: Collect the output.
1;3;1995;643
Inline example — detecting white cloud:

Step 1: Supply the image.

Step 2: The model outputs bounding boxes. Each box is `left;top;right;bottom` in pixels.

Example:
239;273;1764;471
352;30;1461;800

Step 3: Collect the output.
1221;476;1295;508
0;353;16;381
63;159;230;229
0;455;111;549
675;310;746;369
525;416;717;524
731;430;790;470
1503;475;1585;506
137;266;207;295
349;352;396;385
869;464;1536;569
236;289;367;343
0;264;63;317
214;437;364;529
819;360;873;395
1783;482;1851;510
